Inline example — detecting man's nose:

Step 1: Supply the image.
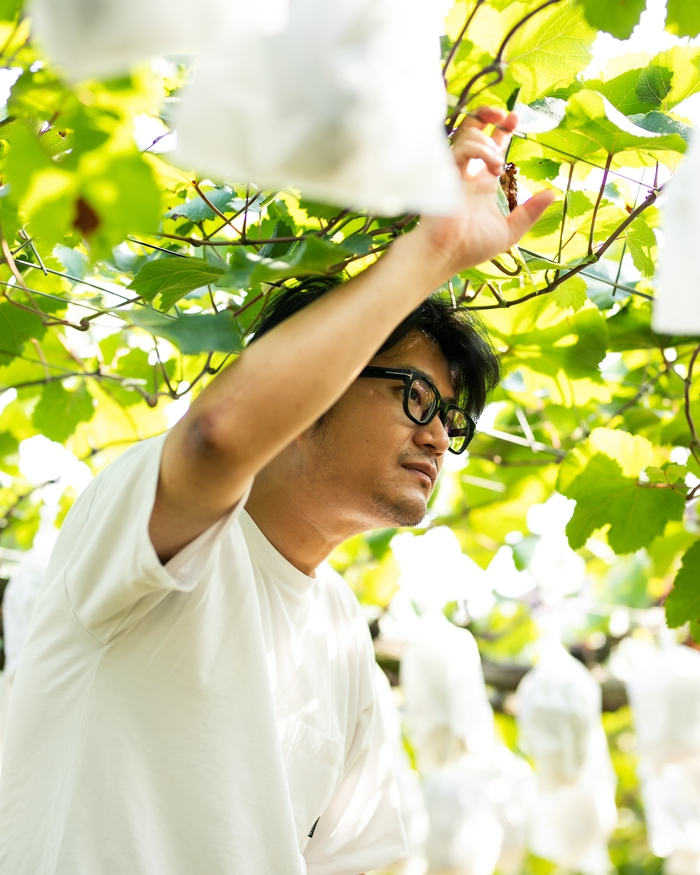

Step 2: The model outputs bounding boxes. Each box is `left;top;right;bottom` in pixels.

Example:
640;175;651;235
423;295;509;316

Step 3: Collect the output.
415;414;450;454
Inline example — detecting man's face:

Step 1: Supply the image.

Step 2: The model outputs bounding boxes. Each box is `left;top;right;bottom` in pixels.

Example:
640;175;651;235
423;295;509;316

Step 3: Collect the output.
302;331;455;530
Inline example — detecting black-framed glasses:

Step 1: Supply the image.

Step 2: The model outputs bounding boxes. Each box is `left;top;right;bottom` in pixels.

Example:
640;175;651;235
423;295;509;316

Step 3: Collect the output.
359;366;476;454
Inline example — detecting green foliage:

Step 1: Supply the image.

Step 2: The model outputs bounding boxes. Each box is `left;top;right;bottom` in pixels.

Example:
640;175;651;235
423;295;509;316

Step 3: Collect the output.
129;257;227;310
577;0;646;40
31;382;94;442
546;90;688;158
626;217;656;277
665;0;700;37
664;541;700;640
0;303;45;365
502;2;596;102
562;453;684;553
552;275;587;311
123;308;244;355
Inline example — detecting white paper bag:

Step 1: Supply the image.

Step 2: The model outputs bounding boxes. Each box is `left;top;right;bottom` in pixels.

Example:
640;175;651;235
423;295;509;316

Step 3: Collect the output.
526;754;617;875
517;639;604;790
30;0;286;81
401;612;495;773
33;0;460;215
628;640;700;773
422;749;534;875
627;640;700;868
517;638;617;875
173;0;461;215
653;130;700;336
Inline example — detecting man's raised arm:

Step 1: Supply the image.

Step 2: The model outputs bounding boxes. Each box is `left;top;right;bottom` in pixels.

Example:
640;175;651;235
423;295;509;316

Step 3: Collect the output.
149;108;554;561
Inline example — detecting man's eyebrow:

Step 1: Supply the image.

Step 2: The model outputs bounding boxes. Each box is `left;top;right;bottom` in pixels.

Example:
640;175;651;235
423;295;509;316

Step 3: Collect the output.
395;365;458;405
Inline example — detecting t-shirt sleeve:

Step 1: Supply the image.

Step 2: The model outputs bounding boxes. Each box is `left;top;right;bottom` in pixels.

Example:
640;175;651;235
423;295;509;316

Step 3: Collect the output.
303;664;408;875
62;433;250;643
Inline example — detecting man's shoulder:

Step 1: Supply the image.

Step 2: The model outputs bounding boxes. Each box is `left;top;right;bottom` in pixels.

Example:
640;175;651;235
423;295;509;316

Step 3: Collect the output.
316;562;354;602
316;563;370;631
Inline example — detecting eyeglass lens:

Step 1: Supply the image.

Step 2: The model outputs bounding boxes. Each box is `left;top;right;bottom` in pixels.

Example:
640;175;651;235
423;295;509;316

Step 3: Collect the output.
407;379;436;422
407;378;469;452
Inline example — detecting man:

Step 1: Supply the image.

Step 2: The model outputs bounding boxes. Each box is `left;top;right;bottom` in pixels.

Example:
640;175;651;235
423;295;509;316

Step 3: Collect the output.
0;109;553;874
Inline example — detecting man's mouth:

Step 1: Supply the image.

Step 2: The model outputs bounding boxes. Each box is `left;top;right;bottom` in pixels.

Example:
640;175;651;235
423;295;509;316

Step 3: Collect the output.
401;461;437;488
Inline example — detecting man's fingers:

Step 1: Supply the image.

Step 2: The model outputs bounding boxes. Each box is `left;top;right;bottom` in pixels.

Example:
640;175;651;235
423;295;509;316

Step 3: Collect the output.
491;111;518;149
453;107;518;175
455;105;509;135
505;190;556;245
453;135;505;176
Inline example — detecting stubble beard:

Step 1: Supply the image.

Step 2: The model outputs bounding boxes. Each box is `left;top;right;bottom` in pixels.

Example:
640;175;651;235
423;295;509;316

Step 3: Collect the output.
370;487;428;528
369;451;437;527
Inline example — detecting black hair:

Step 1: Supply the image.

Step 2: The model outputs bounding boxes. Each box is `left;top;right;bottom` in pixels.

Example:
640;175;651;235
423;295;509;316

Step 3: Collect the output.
249;275;501;420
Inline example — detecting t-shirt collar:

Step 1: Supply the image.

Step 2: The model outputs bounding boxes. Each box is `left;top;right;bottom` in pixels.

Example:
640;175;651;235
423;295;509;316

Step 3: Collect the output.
239;510;317;595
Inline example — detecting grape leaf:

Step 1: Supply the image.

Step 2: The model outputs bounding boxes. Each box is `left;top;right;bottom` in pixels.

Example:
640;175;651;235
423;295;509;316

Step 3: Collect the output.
513;98;566;133
223;236;354;290
577;0;646;40
606;301;662;350
527;201;564;238
629;111;692;143
566;190;594;219
299;200;343;220
626;216;656;277
165;187;243;222
564;90;688;154
517;158;561;181
129;257;227;310
31;382;95;442
645;464;688;485
0;189;20;246
587;68;651;115
0;430;19;473
536;90;689;161
553;275;587;312
123;308;243;355
108;348;176;407
562;452;685;552
54;243;90;280
258;221;295;259
666;0;700;38
665;541;700;638
503;3;596;102
643;47;700;110
0;303;46;365
81;152;162;257
492;306;608;381
0;0;21;20
636;65;673;106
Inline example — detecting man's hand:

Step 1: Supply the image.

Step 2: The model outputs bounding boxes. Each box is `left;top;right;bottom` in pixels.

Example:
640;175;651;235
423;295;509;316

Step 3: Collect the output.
406;106;555;279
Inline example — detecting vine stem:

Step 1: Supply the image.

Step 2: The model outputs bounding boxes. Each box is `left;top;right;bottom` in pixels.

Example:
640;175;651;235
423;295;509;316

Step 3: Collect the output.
442;0;488;81
554;163;575;281
203;193;261;242
0;219;44;317
467;185;660;310
684;344;700;470
588;153;613;257
192;180;238;231
447;0;564;132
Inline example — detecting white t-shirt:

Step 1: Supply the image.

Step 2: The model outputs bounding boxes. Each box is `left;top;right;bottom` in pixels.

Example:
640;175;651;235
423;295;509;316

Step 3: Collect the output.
0;434;406;875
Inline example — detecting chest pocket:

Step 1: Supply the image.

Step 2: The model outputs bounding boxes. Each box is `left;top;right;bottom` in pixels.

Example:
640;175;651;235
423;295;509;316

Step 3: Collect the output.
285;722;344;852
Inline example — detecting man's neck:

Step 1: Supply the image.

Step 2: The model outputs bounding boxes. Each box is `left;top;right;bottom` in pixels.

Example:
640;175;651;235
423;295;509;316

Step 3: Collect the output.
244;466;354;577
